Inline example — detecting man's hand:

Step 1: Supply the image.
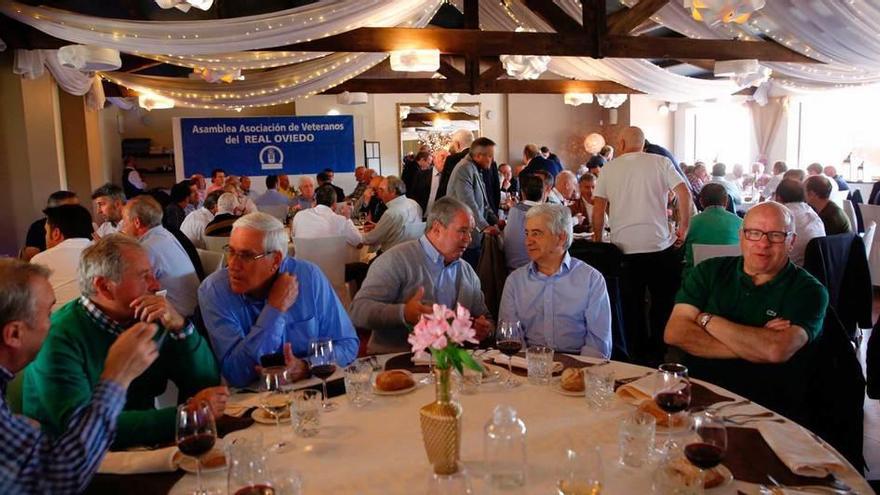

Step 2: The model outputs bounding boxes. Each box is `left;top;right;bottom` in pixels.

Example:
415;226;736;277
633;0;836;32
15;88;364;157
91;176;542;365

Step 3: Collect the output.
764;318;792;331
472;315;492;341
363;222;376;233
100;323;160;388
282;342;309;382
403;286;433;325
268;273;299;312
674;226;686;248
130;294;185;332
191;386;230;418
482;225;501;236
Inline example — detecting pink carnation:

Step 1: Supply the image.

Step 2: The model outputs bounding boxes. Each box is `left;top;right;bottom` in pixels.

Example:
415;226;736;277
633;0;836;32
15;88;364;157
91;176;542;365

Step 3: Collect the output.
410;303;476;356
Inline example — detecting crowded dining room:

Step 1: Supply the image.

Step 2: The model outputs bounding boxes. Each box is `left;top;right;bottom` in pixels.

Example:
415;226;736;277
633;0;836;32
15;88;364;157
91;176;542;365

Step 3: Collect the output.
2;0;880;493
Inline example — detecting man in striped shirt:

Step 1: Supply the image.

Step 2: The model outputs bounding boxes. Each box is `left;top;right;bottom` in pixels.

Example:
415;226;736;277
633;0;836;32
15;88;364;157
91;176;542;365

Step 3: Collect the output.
0;258;159;494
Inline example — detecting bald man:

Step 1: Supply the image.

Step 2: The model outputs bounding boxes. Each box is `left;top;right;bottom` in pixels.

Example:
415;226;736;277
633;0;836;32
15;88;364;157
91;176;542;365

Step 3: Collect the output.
665;202;828;419
593;126;692;365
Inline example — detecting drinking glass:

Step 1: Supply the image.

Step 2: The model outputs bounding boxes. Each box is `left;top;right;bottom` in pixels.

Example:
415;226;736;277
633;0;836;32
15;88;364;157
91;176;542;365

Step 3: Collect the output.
526;345;554;386
618;410;656;468
290;389;322;437
309;338;338;411
684;409;727;493
176;400;217;495
227;434;301;495
653;363;692;455
583;366;616;410
496;320;524;389
557;444;603;495
259;366;291;452
343;360;373;408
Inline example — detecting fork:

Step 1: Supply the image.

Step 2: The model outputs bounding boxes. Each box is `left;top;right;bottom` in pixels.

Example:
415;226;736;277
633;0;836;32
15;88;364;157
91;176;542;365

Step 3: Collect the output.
723;417;786;426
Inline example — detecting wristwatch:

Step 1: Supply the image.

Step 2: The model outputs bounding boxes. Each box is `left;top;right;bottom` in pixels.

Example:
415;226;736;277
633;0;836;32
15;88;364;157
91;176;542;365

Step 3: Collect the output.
698;312;714;330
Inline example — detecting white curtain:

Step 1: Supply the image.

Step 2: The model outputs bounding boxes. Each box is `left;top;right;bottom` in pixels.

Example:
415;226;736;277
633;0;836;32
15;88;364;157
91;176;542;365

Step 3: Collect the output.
142;51;329;71
14;49;106;108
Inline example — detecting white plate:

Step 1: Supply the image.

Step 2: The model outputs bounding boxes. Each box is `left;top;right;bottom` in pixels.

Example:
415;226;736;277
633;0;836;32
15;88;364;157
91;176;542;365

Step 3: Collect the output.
251;407;291;424
551;381;585;397
373;369;418;395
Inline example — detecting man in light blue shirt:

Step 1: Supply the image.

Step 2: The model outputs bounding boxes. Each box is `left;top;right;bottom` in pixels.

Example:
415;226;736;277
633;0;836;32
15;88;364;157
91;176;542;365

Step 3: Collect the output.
198;212;359;387
499;204;612;358
503;173;546;271
254;175;293;209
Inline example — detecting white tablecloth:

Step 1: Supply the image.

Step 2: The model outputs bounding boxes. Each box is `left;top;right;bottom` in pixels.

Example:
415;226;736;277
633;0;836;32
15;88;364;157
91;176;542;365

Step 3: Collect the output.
170;355;872;495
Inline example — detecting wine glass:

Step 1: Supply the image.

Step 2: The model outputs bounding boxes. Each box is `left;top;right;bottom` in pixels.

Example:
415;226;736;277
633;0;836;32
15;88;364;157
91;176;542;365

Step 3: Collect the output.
176;400;217;495
496;320;524;389
309;338;338;411
259;366;291;452
556;444;603;495
684;409;727;492
653;363;692;456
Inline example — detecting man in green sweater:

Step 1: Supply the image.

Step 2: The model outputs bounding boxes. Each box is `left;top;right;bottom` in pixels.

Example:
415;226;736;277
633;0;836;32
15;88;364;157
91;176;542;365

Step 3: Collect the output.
24;234;227;449
682;183;743;280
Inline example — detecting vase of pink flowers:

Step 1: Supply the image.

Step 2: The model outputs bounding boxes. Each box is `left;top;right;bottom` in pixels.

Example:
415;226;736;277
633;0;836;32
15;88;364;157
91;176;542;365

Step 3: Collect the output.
409;303;483;475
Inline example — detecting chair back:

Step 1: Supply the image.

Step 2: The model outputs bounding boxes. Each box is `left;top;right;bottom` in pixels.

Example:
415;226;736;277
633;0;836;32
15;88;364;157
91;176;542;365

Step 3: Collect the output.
856;203;880;285
692;243;741;265
863;221;876;259
843;200;858;235
204;235;228;253
258;204;288;222
292;236;351;306
830;189;849;207
197;248;224;275
402;221;426;244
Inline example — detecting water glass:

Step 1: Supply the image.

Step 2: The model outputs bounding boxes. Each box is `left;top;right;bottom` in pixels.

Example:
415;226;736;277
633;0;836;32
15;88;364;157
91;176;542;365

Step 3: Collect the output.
343;361;374;408
583;366;615;410
526;345;554;385
619;410;656;468
459;367;482;395
290;390;321;437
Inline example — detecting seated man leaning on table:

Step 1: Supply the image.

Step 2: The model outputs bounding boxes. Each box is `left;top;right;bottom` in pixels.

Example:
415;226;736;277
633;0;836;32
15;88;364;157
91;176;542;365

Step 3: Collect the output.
198;212;359;388
499;204;612;358
664;202;828;418
0;259;159;494
350;197;493;353
24;234;227;450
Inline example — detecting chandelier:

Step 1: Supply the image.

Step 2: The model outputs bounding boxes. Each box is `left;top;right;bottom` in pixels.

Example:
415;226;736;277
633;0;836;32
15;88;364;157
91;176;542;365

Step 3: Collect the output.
595;94;628;109
563;93;594;106
155;0;214;13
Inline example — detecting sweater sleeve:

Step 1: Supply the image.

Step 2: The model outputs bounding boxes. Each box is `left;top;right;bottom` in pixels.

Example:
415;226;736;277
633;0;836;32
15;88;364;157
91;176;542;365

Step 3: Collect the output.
349;250;409;337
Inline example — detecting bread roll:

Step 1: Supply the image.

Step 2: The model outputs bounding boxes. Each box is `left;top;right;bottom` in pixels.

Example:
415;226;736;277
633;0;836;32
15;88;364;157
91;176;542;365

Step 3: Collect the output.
560;368;585;392
375;370;415;391
666;457;724;488
637;399;687;428
202;451;227;469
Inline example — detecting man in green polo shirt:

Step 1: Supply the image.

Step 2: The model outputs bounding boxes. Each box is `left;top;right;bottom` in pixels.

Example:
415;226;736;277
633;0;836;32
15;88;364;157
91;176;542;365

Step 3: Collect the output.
664;202;828;418
682;183;742;280
24;235;228;449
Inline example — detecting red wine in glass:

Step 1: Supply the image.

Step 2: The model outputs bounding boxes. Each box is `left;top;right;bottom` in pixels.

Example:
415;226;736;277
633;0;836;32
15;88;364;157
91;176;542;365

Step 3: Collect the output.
234;485;275;495
655;391;690;414
684;443;724;470
311;363;337;380
177;433;215;458
497;340;523;357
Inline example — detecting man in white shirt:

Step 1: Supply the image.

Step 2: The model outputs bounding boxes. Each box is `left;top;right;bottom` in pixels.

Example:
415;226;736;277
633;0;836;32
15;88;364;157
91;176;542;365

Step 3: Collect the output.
91;183;126;238
292;185;363;247
592;126;692;365
363;176;423;253
30;204;94;310
775;179;825;266
761;161;787;201
181;190;221;249
549;170;578;206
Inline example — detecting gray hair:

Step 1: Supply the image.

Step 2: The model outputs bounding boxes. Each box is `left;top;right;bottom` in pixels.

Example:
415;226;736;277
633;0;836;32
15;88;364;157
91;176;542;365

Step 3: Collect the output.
556;170;577;185
452;129;474;148
385;176;406;196
525;203;574;249
426;196;473;232
298;176;315;188
231;212;288;256
0;258;50;328
217;192;237;214
78;234;145;297
126;195;163;228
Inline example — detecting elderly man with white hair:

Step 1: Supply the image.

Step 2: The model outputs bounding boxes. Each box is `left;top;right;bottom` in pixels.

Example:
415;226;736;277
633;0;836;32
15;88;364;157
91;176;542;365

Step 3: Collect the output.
181;190;222;249
549;170;577;205
204;192;240;237
292;176;317;212
499;204;612;358
198;212;359;387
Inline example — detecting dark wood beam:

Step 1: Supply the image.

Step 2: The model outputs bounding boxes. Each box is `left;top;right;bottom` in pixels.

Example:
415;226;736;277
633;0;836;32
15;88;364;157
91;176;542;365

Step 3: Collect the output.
584;0;606;58
323;78;640;95
605;35;817;63
608;0;669;35
522;0;583;33
479;59;507;83
437;57;465;82
463;0;480;95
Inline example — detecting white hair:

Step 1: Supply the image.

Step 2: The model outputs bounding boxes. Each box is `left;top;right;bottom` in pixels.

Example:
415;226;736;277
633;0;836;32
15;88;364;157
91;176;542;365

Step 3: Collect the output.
298;176;315;187
525;203;574;249
231;212;288;255
78;234;145;297
217;192;237;214
452;129;474;148
557;170;577;185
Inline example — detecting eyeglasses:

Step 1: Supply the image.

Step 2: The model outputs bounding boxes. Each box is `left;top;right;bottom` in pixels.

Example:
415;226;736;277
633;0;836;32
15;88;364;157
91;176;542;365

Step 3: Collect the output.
223;245;272;263
742;228;791;244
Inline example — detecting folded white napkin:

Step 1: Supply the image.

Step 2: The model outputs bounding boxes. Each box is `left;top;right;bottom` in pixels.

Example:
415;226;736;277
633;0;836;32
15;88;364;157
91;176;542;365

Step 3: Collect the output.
226;392;269;417
615;374;655;405
489;355;564;373
756;422;847;478
98;446;179;474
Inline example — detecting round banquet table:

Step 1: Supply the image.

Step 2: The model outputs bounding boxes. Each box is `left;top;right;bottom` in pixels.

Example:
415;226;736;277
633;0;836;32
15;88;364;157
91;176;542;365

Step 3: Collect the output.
169;354;872;495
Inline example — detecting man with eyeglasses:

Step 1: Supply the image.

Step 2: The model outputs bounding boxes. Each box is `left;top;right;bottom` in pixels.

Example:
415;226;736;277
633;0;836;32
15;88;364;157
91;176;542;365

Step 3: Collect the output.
198;212;359;387
664;202;828;419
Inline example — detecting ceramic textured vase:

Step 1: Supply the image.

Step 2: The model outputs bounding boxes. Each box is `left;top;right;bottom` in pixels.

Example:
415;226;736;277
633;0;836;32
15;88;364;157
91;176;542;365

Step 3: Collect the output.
419;366;462;475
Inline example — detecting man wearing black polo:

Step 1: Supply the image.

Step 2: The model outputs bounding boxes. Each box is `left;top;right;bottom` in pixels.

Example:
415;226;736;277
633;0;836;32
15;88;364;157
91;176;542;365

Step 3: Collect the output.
664;201;828;418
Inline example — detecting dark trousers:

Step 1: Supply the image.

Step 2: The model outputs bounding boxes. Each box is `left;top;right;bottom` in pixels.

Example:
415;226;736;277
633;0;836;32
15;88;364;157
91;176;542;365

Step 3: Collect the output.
619;244;683;366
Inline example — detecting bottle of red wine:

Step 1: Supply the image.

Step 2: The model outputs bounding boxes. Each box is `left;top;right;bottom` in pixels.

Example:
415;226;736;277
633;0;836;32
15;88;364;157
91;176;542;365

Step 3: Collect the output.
177;433;215;458
684;442;724;470
311;364;337;380
654;391;689;413
497;340;522;357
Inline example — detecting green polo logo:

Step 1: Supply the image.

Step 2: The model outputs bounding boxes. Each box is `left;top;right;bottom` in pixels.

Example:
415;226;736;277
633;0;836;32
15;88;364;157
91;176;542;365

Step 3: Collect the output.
766;310;777;317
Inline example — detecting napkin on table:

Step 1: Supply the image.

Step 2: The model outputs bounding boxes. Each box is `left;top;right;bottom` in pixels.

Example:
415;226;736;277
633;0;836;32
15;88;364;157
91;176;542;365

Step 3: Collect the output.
225;392;269;418
756;422;847;478
98;446;178;474
615;373;655;404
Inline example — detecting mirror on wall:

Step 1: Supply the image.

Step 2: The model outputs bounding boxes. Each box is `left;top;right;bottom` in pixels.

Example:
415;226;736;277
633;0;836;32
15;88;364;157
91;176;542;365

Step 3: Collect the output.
397;102;481;167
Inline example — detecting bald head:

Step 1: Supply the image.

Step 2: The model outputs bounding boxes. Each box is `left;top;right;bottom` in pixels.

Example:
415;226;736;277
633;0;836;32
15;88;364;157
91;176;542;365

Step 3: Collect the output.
619;126;646;155
745;201;794;234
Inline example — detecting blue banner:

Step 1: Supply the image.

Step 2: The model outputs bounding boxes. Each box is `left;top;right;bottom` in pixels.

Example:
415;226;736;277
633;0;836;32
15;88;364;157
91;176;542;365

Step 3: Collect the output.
179;115;355;177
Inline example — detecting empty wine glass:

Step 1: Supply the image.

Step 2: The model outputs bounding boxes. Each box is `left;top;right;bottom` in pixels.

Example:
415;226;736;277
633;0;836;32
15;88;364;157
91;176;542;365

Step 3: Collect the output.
684;409;727;493
259;367;291;452
309;338;338;411
653;363;692;456
495;320;524;389
176;400;217;495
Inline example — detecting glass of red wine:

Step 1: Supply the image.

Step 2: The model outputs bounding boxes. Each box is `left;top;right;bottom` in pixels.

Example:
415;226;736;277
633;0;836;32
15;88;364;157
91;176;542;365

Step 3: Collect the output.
684;409;727;491
496;320;524;389
309;338;338;411
653;362;691;455
176;400;217;495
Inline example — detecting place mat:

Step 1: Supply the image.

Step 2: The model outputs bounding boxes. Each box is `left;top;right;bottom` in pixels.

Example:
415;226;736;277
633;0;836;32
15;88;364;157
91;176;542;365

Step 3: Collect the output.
724;427;836;487
614;375;735;409
384;352;430;374
217;413;255;437
505;352;595;377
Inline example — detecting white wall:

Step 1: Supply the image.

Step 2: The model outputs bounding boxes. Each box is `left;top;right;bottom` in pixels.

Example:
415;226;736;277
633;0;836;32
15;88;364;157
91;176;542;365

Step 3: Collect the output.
629;95;674;151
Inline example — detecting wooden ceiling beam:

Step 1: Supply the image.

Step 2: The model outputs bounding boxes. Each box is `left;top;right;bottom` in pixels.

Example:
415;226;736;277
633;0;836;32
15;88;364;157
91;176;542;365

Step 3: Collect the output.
607;0;670;35
437;57;465;82
522;0;583;33
323;78;640;95
604;34;816;63
584;0;606;58
479;59;507;83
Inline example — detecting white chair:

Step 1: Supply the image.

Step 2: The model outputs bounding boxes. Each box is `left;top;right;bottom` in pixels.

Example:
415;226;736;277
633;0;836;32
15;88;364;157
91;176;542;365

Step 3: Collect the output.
857;203;880;285
863;221;876;260
258;203;289;222
692;243;741;265
292;236;353;307
204;235;228;253
831;190;849;207
843;199;858;232
197;248;224;275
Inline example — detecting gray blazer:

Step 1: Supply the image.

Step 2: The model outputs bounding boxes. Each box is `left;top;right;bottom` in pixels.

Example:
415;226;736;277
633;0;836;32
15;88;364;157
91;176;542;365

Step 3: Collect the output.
448;156;497;248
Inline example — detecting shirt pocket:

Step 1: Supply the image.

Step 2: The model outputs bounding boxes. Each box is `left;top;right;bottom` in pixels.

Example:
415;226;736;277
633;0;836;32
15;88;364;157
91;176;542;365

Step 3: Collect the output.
287;315;318;343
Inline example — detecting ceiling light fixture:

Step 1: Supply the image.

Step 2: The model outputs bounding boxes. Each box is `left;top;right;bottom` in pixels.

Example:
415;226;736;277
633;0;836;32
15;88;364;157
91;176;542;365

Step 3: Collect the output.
390;49;440;72
563;93;593;106
155;0;214;13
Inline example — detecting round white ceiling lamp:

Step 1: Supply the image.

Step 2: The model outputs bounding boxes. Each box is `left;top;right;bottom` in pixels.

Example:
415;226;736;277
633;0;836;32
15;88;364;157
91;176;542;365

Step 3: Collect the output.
57;45;122;71
595;94;628;109
584;133;606;154
155;0;214;13
428;93;458;112
500;54;551;80
563;92;594;106
683;0;765;26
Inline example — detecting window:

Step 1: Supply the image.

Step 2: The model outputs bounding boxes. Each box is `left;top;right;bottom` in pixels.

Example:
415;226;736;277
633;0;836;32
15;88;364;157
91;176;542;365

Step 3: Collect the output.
683;101;752;168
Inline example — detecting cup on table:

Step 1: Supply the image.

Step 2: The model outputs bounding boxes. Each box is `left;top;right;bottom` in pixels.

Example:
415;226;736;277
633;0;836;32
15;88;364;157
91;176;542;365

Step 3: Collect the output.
459;367;482;394
583;366;615;410
526;345;554;386
619;409;656;468
343;361;374;408
290;390;321;437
